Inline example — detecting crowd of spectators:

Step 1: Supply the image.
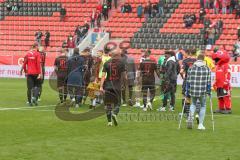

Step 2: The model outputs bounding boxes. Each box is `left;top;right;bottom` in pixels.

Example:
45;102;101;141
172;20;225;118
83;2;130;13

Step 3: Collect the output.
35;30;51;48
200;0;240;18
121;3;132;13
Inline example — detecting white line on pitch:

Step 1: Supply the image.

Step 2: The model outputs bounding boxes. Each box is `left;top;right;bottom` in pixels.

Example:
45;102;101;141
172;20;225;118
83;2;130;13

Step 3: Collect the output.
0;105;55;110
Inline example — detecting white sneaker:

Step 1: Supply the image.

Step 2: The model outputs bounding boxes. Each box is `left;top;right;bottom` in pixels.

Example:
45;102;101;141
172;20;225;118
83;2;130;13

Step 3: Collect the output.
140;105;144;108
92;99;96;106
122;103;127;107
143;107;147;112
147;102;152;110
157;107;166;112
197;124;206;130
75;104;79;108
134;102;141;108
169;107;175;112
38;98;41;102
107;122;113;126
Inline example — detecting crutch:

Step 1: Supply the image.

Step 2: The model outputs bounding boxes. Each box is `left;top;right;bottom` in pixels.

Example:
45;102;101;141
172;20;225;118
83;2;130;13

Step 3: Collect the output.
178;97;187;130
209;94;215;132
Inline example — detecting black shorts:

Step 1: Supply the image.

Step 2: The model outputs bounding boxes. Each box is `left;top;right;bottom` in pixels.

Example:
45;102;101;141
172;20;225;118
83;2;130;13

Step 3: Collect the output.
57;76;67;88
27;75;40;89
104;89;121;105
142;84;155;91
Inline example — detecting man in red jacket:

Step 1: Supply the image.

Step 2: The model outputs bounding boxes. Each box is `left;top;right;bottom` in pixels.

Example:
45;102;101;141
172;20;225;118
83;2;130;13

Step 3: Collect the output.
20;44;42;106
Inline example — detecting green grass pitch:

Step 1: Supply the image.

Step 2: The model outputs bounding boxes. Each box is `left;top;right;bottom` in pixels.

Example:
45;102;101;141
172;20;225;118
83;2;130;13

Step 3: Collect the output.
0;78;240;160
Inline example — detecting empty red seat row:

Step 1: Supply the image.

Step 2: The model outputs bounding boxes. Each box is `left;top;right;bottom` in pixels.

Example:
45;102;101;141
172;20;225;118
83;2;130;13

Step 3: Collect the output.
109;17;144;23
175;8;199;13
125;0;158;3
106;27;139;33
219;34;238;40
111;32;134;38
215;40;236;45
182;0;199;3
178;4;200;9
104;22;143;28
160;28;200;34
114;12;138;18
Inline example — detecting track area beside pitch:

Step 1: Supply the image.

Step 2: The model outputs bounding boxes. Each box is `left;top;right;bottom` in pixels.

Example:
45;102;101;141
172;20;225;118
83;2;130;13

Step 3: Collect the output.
0;78;239;160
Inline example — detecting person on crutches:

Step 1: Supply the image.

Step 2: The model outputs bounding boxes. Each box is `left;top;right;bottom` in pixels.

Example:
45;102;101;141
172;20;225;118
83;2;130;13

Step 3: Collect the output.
185;54;212;130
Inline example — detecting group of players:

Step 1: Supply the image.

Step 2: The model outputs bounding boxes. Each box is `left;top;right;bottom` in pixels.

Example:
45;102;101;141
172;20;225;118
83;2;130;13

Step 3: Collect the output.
21;43;231;127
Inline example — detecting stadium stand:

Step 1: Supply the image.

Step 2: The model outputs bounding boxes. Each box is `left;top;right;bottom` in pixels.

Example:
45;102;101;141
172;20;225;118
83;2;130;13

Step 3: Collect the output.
0;0;239;62
0;0;98;57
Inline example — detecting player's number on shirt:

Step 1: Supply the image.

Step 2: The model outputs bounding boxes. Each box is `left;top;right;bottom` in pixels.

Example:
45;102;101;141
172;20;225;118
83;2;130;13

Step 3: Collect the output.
59;59;66;69
110;64;118;80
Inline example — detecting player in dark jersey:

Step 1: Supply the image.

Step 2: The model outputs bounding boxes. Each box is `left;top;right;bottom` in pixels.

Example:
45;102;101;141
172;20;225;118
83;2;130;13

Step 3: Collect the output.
139;50;159;111
180;49;197;115
38;46;46;101
100;51;126;126
80;48;94;104
67;48;85;108
54;48;68;103
180;49;200;122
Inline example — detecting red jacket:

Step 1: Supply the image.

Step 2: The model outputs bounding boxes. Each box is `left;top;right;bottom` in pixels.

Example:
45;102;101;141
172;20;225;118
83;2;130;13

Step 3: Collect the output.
67;38;75;48
96;5;102;13
22;50;41;75
215;63;231;89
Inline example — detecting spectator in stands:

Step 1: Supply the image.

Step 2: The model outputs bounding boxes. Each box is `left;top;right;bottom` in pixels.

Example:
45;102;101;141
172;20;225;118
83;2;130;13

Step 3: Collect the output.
81;21;89;38
137;3;143;18
152;3;158;17
107;0;112;10
236;4;240;19
90;9;97;28
205;0;210;8
233;38;240;61
127;3;132;13
121;3;132;13
200;0;205;8
121;3;127;13
191;14;197;23
213;0;220;14
114;0;118;9
60;7;66;21
204;18;211;28
6;3;12;12
12;3;20;11
35;29;43;46
237;26;240;39
209;0;214;8
102;2;109;20
229;0;236;13
67;34;75;56
183;13;195;28
96;2;102;14
96;10;101;27
158;0;165;15
207;25;216;45
74;25;81;45
44;30;50;48
216;18;223;33
145;1;152;18
199;8;206;23
222;0;227;14
62;40;68;49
